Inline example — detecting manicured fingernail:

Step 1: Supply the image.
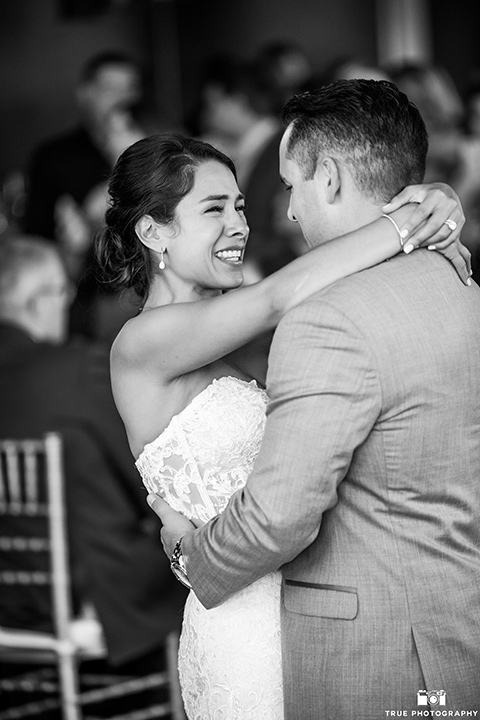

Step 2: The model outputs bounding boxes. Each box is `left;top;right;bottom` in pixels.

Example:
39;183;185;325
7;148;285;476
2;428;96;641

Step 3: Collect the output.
467;278;472;286
427;245;436;250
403;243;414;254
400;229;409;239
146;494;155;506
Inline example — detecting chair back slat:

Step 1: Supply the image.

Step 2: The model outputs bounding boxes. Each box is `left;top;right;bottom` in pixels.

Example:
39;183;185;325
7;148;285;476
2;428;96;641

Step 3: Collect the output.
24;442;39;509
0;439;45;514
0;450;5;505
0;434;72;636
0;433;186;720
4;443;22;512
0;433;83;720
45;433;72;638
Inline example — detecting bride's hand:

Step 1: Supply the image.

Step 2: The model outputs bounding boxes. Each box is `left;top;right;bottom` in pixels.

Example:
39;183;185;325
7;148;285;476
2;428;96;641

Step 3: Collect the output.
383;182;472;284
147;494;196;557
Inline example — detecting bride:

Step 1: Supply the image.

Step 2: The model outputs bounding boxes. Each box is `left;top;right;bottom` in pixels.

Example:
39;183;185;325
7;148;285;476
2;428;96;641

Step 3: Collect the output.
96;133;467;719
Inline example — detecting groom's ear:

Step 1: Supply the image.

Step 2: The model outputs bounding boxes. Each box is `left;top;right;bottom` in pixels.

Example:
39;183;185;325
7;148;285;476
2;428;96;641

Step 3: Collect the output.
318;157;341;204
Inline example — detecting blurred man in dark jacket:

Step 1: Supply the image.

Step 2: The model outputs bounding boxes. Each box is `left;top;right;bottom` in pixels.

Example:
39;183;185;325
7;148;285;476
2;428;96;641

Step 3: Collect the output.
0;235;187;670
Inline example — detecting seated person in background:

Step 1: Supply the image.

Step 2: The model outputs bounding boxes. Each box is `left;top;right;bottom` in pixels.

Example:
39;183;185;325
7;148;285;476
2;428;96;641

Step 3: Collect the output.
0;235;187;674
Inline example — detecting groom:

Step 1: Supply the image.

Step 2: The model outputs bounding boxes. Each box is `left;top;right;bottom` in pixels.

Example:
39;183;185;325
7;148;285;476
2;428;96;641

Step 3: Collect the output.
151;80;480;716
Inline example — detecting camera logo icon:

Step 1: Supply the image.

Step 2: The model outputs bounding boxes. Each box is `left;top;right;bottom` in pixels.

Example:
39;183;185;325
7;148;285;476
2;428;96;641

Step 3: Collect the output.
417;690;446;706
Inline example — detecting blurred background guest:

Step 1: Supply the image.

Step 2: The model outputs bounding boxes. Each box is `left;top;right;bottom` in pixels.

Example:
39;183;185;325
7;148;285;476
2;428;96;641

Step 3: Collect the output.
187;54;244;161
462;74;480;278
312;55;391;86
243;49;393;280
389;61;480;280
23;51;147;340
254;40;313;116
190;55;278;183
388;62;465;184
465;75;480;139
0;235;187;679
189;54;284;281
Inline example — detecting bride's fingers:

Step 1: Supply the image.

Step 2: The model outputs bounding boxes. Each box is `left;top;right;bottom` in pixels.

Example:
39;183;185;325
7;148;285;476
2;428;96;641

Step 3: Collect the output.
411;213;464;247
426;235;462;250
382;183;427;212
383;182;463;216
383;182;466;248
426;240;472;285
458;243;473;279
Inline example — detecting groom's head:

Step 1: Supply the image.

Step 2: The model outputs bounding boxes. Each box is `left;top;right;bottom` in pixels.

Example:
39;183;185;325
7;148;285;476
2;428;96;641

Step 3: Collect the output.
279;79;428;247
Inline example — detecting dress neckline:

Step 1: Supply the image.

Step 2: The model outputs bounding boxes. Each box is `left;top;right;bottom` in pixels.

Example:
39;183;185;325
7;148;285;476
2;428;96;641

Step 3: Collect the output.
136;376;264;463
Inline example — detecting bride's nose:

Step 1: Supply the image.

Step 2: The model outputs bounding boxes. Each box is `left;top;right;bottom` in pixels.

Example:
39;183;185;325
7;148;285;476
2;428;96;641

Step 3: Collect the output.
226;210;249;237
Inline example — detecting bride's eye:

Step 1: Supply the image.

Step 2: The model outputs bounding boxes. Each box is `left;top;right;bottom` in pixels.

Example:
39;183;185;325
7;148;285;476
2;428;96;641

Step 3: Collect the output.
206;205;223;214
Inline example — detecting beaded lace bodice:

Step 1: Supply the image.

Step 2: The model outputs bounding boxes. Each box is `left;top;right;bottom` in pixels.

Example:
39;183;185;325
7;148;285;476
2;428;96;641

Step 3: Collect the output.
136;376;268;524
135;375;284;720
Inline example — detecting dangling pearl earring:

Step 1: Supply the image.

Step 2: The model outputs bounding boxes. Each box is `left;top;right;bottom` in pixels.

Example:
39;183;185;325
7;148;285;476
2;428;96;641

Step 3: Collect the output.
158;248;166;270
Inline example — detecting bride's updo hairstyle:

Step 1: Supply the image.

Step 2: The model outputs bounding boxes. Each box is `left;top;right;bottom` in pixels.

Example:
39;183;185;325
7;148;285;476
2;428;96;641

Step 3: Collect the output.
96;133;237;303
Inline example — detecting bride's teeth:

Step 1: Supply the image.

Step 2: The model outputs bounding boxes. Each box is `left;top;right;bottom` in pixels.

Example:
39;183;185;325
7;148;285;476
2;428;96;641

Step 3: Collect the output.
216;249;242;260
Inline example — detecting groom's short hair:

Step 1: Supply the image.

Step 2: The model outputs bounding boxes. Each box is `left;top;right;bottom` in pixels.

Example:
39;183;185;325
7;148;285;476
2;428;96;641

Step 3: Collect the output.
281;79;428;203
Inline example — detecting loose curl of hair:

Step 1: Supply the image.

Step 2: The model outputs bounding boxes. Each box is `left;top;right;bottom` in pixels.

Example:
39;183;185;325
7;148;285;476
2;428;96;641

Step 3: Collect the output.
95;134;237;304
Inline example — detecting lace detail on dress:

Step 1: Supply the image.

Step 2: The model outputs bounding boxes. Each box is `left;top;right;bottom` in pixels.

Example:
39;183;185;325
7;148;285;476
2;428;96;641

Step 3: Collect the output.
136;376;268;524
178;572;283;720
135;376;284;720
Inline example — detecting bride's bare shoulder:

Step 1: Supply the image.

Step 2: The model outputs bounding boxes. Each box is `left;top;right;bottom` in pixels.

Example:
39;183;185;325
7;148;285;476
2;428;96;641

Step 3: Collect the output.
111;304;177;369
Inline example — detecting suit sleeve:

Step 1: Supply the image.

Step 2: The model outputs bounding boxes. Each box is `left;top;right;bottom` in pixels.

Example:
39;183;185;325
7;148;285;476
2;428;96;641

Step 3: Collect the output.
182;296;382;608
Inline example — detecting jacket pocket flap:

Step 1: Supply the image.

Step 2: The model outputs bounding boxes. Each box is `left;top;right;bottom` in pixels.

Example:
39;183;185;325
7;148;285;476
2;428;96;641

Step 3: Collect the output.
284;580;358;619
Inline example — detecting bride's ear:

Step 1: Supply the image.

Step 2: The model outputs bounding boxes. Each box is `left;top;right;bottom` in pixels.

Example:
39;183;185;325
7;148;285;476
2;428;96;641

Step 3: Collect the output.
135;215;168;252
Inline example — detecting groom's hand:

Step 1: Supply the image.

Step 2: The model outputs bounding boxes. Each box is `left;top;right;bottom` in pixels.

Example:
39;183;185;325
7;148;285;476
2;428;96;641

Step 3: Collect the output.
147;494;196;557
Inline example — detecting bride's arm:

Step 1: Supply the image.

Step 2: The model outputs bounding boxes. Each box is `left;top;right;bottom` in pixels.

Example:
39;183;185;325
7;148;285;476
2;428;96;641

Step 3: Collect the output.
116;191;468;381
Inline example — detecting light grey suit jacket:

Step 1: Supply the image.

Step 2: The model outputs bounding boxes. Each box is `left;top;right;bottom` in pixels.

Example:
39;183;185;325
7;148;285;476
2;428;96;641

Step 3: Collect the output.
183;250;480;718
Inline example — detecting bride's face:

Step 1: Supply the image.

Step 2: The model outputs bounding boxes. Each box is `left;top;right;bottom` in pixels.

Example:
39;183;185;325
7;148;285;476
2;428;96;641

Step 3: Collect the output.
165;161;249;296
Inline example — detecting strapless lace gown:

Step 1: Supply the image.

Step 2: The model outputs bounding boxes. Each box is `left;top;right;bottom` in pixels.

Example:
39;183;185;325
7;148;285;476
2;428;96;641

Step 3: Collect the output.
135;376;283;719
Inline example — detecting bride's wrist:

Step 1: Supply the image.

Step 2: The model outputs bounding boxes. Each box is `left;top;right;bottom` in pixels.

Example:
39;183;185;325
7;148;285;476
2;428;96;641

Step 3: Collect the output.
383;204;417;254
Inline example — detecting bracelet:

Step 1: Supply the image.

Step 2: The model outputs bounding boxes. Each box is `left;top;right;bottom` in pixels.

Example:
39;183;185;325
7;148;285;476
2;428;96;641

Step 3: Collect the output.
382;213;405;250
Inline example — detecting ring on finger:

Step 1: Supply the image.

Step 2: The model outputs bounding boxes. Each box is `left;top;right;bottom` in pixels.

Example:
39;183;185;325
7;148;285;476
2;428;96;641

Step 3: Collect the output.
444;218;457;231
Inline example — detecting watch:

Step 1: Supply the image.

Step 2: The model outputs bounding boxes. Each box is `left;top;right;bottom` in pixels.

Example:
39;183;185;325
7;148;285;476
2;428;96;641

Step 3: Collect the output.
170;537;192;588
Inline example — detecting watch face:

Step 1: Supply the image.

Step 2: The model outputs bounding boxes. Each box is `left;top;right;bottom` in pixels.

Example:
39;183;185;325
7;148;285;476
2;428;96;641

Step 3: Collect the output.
171;561;192;588
170;539;192;588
